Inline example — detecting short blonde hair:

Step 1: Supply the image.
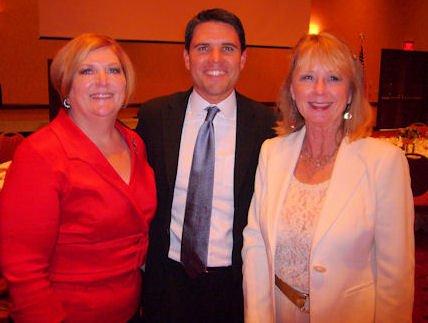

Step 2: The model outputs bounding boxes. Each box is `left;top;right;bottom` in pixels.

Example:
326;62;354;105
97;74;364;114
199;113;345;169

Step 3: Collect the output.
50;33;135;106
277;32;372;141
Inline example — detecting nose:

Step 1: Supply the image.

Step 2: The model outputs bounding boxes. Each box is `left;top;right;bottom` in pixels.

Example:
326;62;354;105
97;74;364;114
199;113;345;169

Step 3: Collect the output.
96;71;108;85
314;78;326;94
210;48;221;63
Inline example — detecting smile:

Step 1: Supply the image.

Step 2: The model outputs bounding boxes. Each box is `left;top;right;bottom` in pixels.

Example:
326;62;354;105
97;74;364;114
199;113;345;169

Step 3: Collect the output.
90;93;114;99
309;102;332;109
205;70;226;76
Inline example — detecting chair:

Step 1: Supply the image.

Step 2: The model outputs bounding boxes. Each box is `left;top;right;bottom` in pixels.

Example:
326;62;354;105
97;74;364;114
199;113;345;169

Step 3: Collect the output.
0;276;10;322
406;153;428;197
0;132;24;163
407;154;428;232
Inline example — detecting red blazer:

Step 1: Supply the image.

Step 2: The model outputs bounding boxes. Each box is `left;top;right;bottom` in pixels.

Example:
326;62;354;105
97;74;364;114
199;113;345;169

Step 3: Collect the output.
0;110;157;322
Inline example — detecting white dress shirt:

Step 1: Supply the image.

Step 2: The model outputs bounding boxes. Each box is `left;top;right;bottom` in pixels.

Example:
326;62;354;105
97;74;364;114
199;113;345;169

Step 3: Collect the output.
168;90;236;266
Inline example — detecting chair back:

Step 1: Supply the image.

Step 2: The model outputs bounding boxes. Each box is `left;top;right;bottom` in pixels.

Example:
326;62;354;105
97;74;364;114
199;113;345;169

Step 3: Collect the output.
0;132;24;163
406;153;428;196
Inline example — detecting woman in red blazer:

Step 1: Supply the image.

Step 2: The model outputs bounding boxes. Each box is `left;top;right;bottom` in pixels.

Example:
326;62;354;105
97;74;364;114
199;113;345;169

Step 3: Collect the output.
0;33;156;322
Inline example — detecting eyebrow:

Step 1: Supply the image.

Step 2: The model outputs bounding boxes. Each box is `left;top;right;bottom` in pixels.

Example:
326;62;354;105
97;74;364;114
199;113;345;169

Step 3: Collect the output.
192;41;239;48
79;62;121;67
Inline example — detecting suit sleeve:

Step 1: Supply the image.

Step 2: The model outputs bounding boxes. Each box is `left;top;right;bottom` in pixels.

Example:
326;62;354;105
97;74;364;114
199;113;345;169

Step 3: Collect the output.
135;104;148;141
374;148;414;322
242;141;274;323
0;141;66;322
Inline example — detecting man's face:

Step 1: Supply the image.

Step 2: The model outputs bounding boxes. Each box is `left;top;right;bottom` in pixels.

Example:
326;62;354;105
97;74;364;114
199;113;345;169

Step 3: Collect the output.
184;21;247;104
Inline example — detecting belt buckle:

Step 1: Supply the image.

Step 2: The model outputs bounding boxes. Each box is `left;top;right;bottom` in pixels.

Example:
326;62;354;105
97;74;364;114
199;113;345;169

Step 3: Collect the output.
299;293;310;313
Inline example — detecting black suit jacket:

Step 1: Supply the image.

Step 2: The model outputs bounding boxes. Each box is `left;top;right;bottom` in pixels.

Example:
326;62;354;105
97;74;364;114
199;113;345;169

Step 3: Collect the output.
136;89;276;321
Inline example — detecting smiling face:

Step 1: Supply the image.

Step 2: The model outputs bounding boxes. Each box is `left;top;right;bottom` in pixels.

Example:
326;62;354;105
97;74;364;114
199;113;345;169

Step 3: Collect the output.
67;46;126;122
291;61;352;131
183;21;247;104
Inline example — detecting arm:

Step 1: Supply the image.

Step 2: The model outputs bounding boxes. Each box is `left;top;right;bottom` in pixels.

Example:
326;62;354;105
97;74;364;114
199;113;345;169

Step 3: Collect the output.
0;141;66;322
374;148;414;322
242;142;274;323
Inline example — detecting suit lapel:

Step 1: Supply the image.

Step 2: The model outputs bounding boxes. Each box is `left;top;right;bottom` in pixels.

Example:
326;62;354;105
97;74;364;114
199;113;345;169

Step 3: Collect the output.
234;93;257;197
162;90;190;191
311;139;365;251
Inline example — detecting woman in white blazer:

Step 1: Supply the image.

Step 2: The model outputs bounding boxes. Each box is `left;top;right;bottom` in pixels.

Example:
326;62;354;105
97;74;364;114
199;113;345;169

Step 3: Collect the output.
242;33;414;323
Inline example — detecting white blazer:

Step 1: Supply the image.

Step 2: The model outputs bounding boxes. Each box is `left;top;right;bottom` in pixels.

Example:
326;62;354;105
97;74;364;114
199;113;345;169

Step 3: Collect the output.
242;128;414;323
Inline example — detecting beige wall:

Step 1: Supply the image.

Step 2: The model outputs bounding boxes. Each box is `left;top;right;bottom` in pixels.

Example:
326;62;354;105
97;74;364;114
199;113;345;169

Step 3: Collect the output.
311;0;428;102
1;0;427;105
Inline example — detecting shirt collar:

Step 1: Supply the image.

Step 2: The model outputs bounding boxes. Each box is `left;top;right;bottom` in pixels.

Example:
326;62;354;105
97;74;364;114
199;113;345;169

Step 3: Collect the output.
188;90;237;120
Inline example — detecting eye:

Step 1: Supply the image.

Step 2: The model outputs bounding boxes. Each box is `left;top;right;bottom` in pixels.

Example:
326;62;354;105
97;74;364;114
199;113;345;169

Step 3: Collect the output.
79;67;94;75
300;74;313;81
196;45;209;52
329;74;341;81
108;66;122;74
223;45;235;52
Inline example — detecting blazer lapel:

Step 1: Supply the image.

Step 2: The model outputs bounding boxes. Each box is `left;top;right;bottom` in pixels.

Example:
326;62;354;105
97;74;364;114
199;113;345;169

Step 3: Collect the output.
311;139;366;251
50;110;145;215
267;130;306;256
162;90;190;191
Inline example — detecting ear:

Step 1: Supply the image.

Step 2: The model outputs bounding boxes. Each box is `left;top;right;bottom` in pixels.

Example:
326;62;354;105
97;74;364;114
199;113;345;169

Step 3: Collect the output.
290;84;295;101
239;49;247;71
183;49;190;71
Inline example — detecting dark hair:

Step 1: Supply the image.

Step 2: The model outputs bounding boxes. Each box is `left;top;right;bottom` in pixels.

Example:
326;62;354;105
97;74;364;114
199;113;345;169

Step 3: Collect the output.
184;8;246;51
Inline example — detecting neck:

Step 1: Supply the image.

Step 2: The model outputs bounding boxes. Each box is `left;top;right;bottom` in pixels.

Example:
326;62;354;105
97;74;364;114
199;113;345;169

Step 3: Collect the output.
68;111;118;148
303;124;343;158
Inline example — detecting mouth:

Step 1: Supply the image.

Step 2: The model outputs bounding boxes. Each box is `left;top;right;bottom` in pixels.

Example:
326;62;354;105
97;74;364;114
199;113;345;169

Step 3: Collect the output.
90;93;114;100
308;102;332;110
205;69;226;77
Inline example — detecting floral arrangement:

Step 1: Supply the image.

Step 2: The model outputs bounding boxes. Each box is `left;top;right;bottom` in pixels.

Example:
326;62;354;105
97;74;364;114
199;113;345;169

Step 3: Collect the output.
399;126;421;140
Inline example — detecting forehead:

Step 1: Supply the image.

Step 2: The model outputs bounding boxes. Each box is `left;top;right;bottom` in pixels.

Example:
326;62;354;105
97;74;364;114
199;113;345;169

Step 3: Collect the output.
191;21;240;46
80;46;120;64
294;46;350;75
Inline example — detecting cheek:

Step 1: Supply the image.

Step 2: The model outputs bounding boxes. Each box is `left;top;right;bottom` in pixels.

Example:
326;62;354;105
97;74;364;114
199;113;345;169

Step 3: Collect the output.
69;79;89;96
115;77;127;93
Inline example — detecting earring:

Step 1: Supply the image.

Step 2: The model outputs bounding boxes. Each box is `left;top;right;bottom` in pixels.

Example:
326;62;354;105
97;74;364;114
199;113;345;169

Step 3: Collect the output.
343;111;352;120
63;97;71;110
343;103;352;120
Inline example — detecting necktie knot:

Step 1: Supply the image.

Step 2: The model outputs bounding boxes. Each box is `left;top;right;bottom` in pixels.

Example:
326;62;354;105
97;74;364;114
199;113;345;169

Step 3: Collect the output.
205;106;220;123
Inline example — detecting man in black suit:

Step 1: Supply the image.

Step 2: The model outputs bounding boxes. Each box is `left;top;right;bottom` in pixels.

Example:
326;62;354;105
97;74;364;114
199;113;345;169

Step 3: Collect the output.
136;8;276;323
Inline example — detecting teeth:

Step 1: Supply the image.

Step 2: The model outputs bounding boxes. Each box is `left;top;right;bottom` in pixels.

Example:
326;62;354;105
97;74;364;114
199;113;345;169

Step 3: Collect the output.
206;70;225;76
90;93;113;99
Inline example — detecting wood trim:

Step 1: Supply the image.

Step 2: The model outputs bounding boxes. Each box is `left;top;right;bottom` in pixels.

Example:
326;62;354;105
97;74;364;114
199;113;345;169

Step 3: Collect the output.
39;36;292;49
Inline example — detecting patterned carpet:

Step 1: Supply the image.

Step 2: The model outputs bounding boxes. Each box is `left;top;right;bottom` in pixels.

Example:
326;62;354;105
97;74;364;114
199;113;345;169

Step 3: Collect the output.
414;230;428;322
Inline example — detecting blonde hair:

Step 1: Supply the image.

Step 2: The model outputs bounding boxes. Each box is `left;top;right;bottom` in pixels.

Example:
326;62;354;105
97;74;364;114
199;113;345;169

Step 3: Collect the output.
277;32;372;141
50;33;135;106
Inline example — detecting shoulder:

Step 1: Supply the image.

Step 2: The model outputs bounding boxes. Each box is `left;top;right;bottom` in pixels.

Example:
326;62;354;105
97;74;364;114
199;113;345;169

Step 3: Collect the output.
236;92;274;116
139;90;190;114
262;131;301;150
343;137;408;176
349;137;404;160
12;125;64;167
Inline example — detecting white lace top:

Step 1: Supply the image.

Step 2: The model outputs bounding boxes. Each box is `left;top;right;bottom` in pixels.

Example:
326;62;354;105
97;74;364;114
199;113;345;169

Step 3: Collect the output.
275;175;330;293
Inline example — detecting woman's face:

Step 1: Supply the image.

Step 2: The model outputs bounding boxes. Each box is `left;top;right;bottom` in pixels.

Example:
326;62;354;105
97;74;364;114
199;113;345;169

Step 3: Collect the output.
290;61;352;130
68;46;126;121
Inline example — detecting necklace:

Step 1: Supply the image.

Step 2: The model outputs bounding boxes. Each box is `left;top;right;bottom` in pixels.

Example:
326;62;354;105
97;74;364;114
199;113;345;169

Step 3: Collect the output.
299;143;339;170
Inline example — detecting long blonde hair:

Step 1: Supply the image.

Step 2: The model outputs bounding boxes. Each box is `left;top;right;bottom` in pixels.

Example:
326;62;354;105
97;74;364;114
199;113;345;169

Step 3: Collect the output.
277;32;373;141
